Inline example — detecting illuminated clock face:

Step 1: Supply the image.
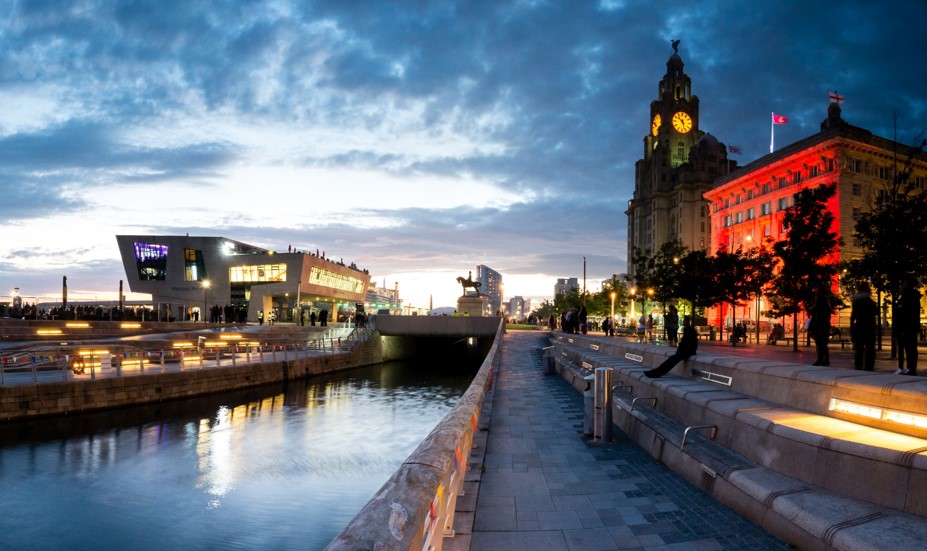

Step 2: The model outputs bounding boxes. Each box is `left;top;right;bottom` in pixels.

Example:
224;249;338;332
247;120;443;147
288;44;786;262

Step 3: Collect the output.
651;114;661;136
672;111;692;133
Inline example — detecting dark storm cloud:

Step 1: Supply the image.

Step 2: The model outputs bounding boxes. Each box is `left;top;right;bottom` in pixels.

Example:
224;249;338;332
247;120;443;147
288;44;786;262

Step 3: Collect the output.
1;0;925;298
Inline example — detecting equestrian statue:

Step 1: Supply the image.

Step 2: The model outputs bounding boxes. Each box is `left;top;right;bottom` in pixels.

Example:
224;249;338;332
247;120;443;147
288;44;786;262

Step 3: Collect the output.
456;271;481;296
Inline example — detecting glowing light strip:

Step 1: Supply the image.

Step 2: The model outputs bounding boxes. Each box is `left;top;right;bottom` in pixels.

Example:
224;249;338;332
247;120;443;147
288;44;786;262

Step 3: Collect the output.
219;334;242;340
36;329;63;335
120;322;142;328
66;322;90;328
829;398;927;429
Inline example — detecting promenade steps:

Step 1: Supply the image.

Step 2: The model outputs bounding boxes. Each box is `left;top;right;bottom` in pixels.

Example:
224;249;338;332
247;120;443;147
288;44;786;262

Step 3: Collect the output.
549;333;927;551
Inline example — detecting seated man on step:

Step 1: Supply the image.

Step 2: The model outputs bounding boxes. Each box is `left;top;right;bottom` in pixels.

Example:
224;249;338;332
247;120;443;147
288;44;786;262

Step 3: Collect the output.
644;315;697;378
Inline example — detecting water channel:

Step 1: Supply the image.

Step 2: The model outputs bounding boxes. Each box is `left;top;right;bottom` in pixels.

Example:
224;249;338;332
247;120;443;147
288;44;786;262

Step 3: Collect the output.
0;359;477;550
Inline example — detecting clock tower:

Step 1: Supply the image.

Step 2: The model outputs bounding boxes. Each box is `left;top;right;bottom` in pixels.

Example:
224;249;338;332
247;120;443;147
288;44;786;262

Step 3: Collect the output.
626;42;735;278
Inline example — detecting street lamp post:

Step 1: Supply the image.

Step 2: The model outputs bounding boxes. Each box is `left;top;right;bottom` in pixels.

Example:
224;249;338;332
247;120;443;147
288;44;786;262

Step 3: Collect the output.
610;291;616;333
630;287;637;321
202;280;210;323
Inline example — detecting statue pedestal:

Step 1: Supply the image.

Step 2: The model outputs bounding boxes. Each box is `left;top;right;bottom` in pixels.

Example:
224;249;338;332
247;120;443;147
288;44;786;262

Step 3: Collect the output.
456;295;484;317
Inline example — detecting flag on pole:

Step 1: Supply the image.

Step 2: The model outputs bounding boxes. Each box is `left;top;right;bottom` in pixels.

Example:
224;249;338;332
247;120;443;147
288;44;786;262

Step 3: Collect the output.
829;91;845;104
772;113;789;125
728;145;742;154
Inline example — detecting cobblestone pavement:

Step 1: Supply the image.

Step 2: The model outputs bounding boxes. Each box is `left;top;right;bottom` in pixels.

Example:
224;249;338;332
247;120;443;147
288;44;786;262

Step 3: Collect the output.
469;331;791;551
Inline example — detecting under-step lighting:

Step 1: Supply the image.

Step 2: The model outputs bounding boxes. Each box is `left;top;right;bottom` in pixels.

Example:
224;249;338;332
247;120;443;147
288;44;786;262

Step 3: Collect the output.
829;398;927;429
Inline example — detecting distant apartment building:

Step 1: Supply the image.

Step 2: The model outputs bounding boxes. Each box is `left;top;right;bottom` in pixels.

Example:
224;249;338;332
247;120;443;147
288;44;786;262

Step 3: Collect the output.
554;278;579;297
476;264;503;315
507;296;526;320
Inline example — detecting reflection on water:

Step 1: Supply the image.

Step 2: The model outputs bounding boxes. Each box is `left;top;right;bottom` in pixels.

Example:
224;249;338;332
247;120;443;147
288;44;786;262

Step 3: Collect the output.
0;360;475;550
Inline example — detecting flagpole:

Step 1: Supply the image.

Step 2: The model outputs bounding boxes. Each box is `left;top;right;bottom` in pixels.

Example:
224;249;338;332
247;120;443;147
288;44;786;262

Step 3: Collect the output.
770;112;774;153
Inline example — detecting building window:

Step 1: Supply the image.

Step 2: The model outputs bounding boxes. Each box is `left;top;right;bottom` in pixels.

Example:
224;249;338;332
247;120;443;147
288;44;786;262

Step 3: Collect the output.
724;199;730;209
735;212;743;224
825;158;835;172
229;264;287;283
761;202;772;215
851;159;862;173
879;166;891;180
852;207;861;221
700;206;707;217
723;215;732;227
747;189;754;200
809;165;818;178
762;183;770;194
793;171;802;184
915;175;926;190
700;222;706;232
778;197;789;211
184;248;207;282
764;224;771;237
133;242;168;281
746;207;755;220
852;182;862;196
779;177;787;188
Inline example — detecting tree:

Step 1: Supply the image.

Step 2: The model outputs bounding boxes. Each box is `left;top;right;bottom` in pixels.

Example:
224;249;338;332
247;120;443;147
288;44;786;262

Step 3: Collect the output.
852;130;927;355
713;243;776;341
675;249;719;322
768;183;841;350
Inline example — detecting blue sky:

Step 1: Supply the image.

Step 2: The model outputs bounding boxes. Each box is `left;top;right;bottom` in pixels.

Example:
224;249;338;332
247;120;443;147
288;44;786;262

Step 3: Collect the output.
1;0;925;310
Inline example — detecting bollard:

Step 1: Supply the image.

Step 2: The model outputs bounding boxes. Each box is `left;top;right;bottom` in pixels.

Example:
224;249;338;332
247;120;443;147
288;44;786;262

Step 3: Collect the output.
542;346;556;375
594;367;613;442
583;374;595;436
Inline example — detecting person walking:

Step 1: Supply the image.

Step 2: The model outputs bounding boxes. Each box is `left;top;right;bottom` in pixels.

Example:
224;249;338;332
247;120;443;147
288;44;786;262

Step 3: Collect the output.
637;313;646;342
646;314;654;342
809;285;832;366
644;316;698;378
895;278;921;376
665;305;679;346
850;282;878;371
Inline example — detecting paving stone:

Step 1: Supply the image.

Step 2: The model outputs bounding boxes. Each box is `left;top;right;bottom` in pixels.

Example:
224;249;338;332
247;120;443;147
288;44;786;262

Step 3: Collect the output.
463;331;791;550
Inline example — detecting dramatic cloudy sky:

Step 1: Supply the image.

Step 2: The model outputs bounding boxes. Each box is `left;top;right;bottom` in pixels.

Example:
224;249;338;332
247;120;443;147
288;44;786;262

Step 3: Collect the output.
1;0;925;310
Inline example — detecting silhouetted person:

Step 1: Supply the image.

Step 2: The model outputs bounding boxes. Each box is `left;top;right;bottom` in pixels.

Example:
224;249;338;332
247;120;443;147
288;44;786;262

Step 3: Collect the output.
895;278;921;376
644;316;697;378
810;285;832;366
850;282;878;371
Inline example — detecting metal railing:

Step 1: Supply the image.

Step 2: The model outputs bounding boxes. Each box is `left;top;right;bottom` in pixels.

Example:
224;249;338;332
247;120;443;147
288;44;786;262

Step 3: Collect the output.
0;325;375;387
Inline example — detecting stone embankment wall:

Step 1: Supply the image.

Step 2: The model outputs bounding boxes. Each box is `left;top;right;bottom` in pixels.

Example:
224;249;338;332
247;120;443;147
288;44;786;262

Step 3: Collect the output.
0;338;384;421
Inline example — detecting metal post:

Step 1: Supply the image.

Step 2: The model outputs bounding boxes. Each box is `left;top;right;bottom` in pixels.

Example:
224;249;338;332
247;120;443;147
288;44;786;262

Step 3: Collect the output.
593;367;613;441
32;353;37;384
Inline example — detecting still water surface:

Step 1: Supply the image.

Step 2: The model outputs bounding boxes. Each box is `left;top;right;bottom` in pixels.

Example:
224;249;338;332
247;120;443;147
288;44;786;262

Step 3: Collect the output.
0;360;474;550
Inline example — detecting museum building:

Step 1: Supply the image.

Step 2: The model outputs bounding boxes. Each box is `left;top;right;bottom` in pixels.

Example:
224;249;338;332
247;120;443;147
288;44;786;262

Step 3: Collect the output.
115;235;371;323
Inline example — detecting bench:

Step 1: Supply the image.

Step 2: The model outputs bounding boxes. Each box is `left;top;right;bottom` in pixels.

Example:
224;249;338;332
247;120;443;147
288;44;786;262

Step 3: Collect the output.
694;326;712;340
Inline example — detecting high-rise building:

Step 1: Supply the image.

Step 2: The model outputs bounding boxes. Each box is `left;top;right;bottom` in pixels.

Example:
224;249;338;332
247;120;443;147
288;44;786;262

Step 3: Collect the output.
554;278;579;297
507;296;526;321
476;264;503;315
626;43;735;278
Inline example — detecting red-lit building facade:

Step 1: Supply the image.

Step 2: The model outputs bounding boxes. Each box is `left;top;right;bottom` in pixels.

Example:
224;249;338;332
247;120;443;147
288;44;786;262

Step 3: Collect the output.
704;103;927;331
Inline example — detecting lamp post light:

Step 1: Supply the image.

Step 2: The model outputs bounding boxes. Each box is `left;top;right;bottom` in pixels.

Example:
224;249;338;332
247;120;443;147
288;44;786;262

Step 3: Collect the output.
610;291;616;331
630;287;637;320
202;280;210;323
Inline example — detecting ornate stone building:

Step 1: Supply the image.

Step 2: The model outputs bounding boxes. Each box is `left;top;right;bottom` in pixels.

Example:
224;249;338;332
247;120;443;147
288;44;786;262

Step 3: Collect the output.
704;103;927;329
626;44;735;278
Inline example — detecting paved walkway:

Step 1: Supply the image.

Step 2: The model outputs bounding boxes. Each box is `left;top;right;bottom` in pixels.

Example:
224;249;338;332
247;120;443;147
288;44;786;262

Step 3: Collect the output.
465;331;790;550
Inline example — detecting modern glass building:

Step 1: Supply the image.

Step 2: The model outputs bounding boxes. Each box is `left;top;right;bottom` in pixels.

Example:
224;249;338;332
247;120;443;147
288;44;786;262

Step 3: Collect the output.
116;235;371;323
